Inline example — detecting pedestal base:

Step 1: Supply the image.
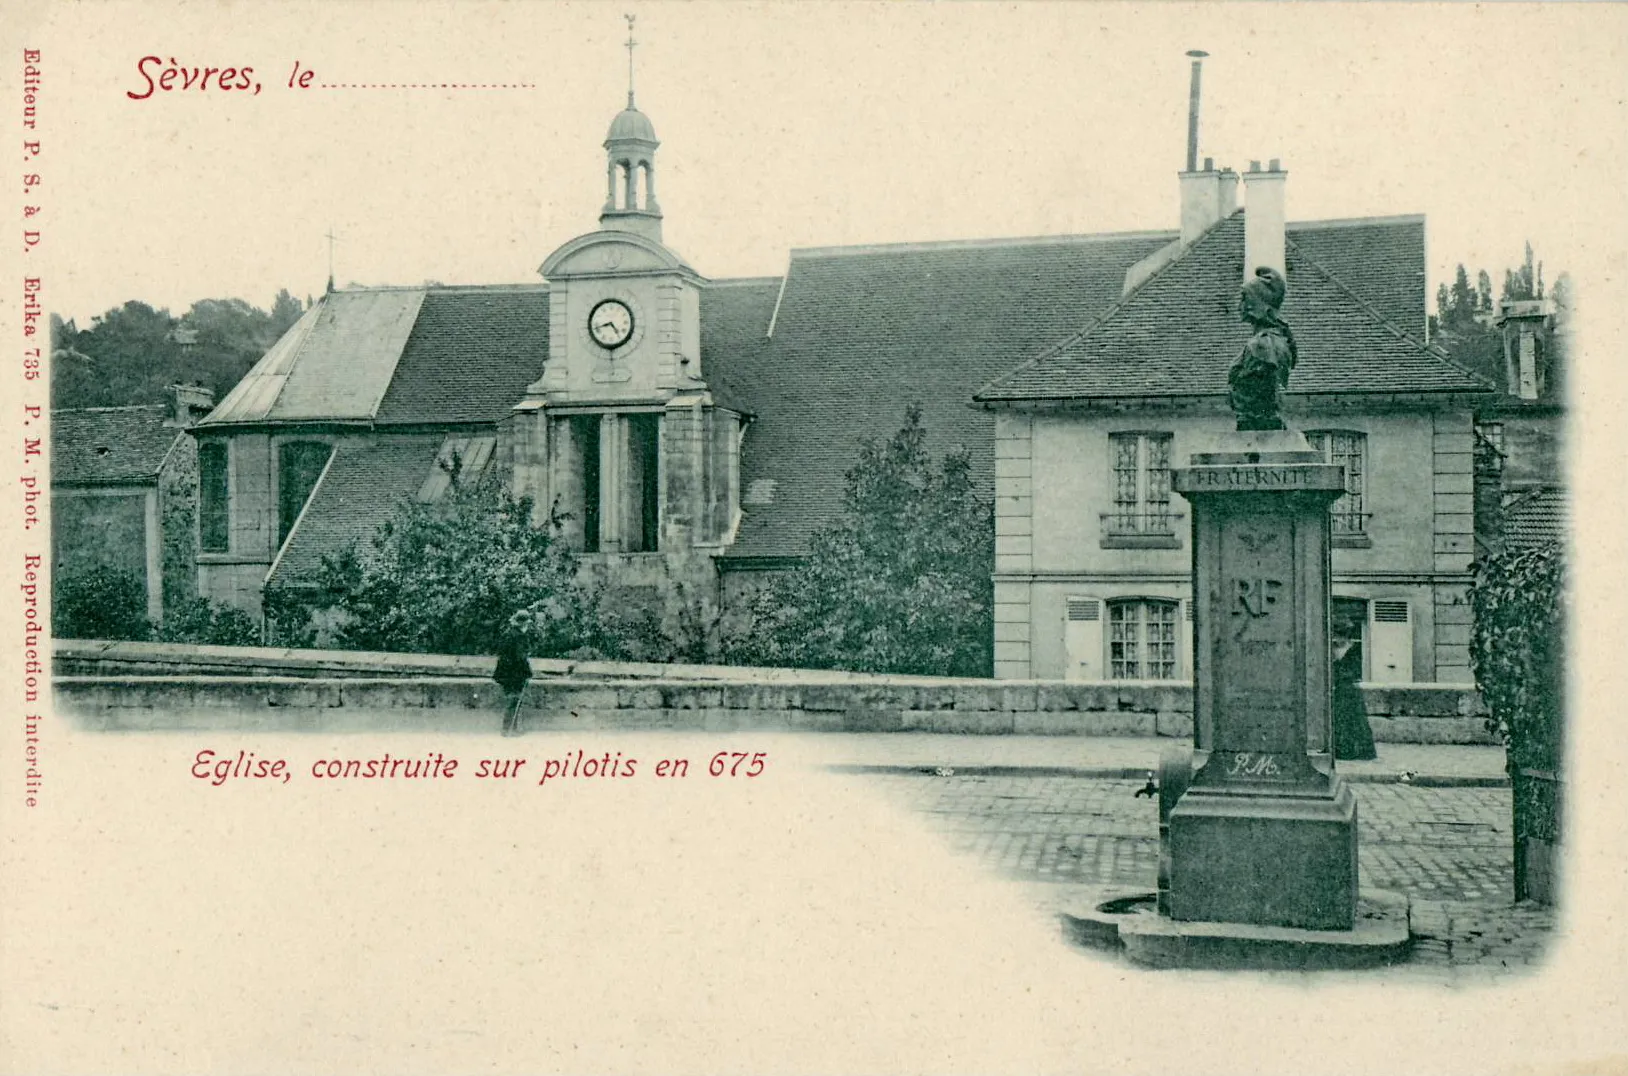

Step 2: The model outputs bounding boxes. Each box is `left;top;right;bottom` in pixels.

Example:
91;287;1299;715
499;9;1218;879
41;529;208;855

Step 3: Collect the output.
1168;779;1358;930
1059;887;1412;971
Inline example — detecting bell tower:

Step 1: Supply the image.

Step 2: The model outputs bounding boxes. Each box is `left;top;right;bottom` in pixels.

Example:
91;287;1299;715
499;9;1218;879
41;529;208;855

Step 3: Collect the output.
599;15;662;241
511;11;740;600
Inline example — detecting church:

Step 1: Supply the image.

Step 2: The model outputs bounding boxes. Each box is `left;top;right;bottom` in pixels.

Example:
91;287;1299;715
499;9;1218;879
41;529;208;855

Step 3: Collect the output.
193;67;1493;686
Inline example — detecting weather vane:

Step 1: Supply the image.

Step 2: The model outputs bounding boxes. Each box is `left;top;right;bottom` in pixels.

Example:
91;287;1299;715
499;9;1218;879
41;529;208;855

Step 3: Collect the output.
624;14;637;107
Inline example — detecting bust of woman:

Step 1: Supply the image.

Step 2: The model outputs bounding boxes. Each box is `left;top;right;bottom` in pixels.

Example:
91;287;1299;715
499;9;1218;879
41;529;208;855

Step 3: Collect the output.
1227;266;1298;431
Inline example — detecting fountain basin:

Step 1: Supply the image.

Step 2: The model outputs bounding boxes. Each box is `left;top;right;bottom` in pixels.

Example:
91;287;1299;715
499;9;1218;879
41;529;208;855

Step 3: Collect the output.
1060;886;1412;970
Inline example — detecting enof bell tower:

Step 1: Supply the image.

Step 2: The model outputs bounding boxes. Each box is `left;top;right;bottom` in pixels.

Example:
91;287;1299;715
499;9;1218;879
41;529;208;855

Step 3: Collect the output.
599;15;662;241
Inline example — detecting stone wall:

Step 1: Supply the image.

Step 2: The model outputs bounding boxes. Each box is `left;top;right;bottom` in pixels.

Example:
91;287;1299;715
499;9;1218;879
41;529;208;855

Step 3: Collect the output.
1500;411;1563;490
52;488;154;615
159;429;201;613
54;640;1495;742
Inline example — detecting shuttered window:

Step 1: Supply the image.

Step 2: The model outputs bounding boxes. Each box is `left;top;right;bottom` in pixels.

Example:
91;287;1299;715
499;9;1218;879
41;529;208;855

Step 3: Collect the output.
1064;595;1103;680
1367;599;1414;682
1373;600;1409;623
1066;598;1100;621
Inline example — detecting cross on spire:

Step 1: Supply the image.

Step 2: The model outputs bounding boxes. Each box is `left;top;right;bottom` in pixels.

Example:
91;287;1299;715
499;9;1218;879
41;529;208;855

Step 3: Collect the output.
624;13;637;108
324;225;339;294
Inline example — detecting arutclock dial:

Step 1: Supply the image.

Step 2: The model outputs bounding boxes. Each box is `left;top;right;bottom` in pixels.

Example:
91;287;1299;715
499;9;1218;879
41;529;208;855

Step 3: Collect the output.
588;298;635;349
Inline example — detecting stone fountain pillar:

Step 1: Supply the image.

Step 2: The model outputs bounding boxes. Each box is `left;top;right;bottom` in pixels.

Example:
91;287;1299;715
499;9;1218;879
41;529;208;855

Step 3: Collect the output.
1167;430;1357;931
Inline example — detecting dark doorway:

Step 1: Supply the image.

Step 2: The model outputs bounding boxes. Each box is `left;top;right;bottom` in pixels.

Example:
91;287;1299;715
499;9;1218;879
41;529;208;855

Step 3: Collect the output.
627;414;661;553
572;416;601;553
